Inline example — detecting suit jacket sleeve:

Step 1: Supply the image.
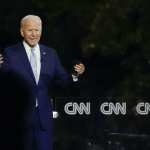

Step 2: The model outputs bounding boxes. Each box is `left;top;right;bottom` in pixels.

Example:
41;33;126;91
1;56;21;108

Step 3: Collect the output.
52;50;72;87
1;48;11;72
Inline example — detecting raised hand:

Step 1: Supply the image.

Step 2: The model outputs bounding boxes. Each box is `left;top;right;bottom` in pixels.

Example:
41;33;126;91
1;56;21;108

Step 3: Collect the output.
0;54;3;65
73;63;85;76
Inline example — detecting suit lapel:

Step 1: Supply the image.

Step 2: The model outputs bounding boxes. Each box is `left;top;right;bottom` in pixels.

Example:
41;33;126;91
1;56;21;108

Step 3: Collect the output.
38;45;47;85
17;43;37;84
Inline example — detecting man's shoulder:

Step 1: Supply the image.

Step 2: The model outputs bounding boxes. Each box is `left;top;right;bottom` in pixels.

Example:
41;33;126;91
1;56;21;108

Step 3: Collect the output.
5;43;23;52
39;44;55;51
39;44;58;55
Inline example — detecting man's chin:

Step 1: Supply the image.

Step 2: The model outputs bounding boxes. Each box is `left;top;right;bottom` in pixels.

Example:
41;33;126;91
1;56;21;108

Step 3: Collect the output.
28;42;38;47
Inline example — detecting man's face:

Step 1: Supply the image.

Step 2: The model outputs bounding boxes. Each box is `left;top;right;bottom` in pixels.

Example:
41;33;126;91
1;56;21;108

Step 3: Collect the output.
20;19;42;47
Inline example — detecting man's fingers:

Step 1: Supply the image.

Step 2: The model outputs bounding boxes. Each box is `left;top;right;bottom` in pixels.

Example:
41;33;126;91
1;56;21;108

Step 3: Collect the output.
74;64;84;69
0;54;4;64
0;54;3;60
0;60;4;64
74;63;85;75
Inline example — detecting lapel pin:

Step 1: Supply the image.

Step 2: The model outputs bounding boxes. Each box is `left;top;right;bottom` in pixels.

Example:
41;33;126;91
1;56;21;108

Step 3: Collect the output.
42;52;46;55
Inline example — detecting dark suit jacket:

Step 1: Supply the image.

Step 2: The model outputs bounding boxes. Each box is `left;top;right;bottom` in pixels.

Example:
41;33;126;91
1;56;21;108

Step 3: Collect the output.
2;42;70;130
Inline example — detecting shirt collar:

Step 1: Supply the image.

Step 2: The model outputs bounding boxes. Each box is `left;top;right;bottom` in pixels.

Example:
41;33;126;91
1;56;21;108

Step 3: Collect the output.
23;41;39;51
23;41;40;60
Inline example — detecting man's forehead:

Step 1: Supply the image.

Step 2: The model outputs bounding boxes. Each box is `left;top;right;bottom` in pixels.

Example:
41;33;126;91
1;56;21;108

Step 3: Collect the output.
21;21;42;30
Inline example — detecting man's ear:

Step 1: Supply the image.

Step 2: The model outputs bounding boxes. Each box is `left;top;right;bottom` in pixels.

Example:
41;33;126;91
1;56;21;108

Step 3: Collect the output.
20;28;24;37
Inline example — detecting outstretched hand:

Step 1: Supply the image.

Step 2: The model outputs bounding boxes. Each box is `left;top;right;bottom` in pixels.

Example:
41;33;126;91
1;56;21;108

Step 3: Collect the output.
73;63;85;76
0;54;3;64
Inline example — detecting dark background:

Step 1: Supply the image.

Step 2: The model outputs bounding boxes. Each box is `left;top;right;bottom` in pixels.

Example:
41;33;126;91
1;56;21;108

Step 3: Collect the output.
1;0;150;149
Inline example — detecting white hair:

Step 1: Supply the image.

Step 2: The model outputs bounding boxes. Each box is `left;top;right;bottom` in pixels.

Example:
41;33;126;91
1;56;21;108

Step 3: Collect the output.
20;15;42;27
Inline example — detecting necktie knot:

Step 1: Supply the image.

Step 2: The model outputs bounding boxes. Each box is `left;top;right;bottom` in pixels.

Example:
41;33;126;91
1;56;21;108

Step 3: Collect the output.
31;48;36;54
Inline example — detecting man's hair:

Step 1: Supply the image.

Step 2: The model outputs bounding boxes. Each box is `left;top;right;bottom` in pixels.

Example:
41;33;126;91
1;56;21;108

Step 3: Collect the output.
20;15;42;28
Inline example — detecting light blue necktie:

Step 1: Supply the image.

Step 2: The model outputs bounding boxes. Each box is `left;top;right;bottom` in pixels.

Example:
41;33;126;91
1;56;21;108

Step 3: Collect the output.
30;48;38;107
30;48;37;82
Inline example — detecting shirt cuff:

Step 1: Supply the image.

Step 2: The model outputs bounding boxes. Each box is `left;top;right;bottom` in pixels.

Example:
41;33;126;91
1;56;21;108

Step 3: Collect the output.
72;74;78;82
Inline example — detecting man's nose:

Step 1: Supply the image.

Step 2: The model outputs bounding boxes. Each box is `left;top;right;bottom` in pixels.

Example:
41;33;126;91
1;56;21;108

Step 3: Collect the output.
31;31;37;36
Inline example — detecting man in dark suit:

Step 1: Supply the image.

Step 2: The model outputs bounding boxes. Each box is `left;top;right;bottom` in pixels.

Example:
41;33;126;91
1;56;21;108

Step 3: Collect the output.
0;15;85;150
